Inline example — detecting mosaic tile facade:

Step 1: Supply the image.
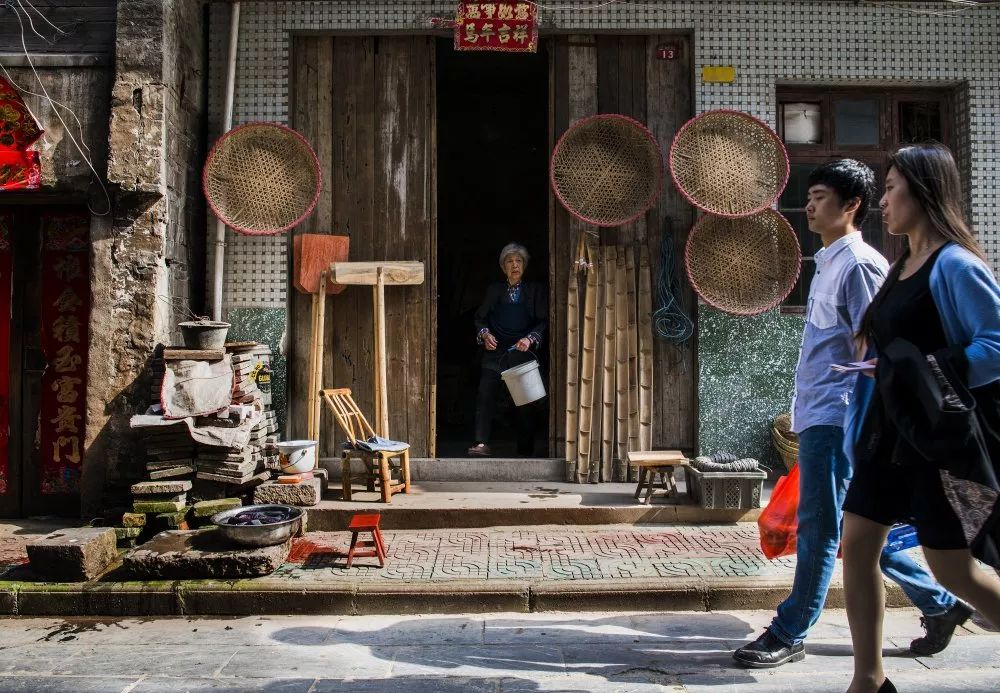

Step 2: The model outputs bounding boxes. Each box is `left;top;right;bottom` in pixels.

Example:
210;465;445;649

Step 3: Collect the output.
210;0;1000;311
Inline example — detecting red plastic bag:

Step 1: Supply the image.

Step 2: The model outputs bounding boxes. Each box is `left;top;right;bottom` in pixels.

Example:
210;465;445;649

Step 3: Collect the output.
758;462;799;559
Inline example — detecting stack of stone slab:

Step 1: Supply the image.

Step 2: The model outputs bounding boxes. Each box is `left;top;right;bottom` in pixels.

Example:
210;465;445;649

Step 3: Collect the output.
141;423;196;481
128;480;192;536
230;351;261;404
196;444;264;485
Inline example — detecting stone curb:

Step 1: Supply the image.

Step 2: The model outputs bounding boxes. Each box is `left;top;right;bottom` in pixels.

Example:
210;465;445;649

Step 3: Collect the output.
0;578;908;617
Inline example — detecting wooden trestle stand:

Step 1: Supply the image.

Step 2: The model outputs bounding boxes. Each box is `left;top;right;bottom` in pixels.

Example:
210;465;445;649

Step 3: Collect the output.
327;261;425;438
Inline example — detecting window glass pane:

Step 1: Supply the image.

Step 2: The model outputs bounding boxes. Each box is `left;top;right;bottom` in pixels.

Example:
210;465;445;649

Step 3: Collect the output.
835;99;879;146
779;163;815;208
782;102;822;144
899;101;942;143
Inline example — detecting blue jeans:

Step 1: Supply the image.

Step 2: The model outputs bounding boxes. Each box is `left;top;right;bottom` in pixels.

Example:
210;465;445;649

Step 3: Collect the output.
769;425;956;647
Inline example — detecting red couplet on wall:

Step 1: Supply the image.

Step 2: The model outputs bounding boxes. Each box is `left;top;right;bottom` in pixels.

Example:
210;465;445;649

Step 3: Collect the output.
454;2;538;53
38;212;89;494
0;215;10;496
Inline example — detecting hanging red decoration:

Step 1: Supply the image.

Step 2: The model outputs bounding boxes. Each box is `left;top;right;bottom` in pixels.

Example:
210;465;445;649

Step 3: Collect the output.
454;2;538;53
0;76;43;191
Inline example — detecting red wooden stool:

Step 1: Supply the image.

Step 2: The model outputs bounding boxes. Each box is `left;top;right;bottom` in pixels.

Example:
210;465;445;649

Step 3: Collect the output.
346;513;387;568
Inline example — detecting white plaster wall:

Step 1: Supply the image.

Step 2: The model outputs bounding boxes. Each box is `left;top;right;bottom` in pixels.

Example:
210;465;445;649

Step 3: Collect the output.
208;1;1000;312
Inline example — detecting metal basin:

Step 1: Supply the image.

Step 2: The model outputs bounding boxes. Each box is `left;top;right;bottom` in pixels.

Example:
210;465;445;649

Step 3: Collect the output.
211;504;304;548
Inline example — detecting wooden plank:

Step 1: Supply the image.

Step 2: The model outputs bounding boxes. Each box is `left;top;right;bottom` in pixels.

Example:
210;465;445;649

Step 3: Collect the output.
549;36;571;459
329;261;424;285
626;245;640;468
288;36;324;441
645;34;695;450
638;246;654;451
0;8;116;56
401;37;434;456
427;37;439;458
162;348;225;362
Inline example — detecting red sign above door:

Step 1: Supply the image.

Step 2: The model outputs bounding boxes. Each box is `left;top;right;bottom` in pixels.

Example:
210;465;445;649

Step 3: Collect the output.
454;2;538;53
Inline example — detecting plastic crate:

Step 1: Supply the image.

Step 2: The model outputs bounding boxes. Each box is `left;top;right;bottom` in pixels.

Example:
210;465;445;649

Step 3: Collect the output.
685;466;767;509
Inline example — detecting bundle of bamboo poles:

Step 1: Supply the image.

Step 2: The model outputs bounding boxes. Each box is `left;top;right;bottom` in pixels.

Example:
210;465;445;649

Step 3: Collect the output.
565;238;654;483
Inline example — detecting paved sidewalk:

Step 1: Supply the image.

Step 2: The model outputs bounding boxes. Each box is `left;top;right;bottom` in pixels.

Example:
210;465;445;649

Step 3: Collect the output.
0;609;996;691
0;522;913;616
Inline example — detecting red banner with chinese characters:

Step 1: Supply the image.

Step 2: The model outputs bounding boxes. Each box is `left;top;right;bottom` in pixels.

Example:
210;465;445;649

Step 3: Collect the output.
455;2;538;53
39;212;89;494
0;75;43;192
0;215;11;496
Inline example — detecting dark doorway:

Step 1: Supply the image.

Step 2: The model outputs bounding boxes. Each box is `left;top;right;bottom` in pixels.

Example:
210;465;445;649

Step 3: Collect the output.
435;38;550;458
0;207;86;518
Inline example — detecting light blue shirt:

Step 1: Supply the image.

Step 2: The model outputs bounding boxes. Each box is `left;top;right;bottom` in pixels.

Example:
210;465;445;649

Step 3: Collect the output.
790;232;889;434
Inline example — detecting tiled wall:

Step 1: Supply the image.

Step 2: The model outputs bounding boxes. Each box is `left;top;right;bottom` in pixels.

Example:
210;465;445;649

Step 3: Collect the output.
208;1;1000;454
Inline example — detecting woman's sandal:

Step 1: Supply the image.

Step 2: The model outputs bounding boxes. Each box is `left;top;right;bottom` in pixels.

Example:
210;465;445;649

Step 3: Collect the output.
467;443;492;457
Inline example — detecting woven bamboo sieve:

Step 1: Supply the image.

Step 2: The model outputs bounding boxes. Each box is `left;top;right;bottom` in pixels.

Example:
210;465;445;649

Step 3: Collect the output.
203;122;322;236
684;209;801;316
550;114;663;227
669;110;789;218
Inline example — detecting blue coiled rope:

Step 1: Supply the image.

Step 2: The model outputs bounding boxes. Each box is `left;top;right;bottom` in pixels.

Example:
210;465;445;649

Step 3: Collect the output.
652;218;694;344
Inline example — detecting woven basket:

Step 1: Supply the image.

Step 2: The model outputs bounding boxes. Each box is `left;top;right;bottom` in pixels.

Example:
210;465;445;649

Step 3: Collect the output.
669;110;789;218
550;114;662;227
685;209;801;316
771;426;799;472
203;123;322;236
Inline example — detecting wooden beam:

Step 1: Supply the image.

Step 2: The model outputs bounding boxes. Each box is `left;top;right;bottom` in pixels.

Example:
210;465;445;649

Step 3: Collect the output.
329;261;424;286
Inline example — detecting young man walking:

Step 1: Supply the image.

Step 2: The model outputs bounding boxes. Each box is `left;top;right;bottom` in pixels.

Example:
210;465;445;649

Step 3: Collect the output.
733;160;973;668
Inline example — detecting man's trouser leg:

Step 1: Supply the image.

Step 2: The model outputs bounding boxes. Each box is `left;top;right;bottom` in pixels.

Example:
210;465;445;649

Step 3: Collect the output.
880;548;957;616
770;425;851;646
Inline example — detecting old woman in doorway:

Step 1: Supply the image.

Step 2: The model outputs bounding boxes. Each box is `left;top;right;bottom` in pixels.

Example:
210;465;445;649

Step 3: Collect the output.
468;243;548;457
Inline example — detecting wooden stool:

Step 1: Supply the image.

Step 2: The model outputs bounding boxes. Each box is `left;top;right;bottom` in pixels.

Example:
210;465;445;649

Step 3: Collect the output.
627;450;688;505
346;513;387;568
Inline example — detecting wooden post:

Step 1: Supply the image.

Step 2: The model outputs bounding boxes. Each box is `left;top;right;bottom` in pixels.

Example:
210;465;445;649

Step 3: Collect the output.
313;269;327;442
307;288;319;440
374;267;389;438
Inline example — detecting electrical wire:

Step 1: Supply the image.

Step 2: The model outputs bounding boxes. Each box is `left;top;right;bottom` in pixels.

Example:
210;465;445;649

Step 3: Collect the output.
651;217;694;345
3;3;111;215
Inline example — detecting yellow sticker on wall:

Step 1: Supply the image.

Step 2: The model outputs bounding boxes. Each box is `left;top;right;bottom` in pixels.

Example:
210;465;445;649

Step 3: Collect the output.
702;66;736;83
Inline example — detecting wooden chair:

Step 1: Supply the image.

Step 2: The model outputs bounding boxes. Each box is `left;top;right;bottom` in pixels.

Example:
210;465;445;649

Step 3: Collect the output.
321;388;411;503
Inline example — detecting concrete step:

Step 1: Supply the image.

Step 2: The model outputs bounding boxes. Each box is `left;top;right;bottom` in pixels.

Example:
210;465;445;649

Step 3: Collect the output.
321;457;566;482
304;481;766;531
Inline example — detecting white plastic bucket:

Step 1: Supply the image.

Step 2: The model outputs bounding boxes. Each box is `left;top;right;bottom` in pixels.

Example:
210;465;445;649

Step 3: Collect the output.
276;439;317;474
501;360;546;406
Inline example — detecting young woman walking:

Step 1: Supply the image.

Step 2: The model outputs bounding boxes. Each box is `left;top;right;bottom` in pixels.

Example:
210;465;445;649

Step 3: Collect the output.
841;143;1000;693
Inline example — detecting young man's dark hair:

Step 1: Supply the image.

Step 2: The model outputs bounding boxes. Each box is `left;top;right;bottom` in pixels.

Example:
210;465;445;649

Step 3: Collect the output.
806;159;876;224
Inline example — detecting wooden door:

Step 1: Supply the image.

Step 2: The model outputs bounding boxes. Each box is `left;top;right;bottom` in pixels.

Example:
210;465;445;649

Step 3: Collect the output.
549;34;695;456
290;36;437;458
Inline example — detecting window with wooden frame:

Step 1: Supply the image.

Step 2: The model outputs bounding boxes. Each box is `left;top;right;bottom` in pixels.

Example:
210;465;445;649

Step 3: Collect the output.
776;87;953;310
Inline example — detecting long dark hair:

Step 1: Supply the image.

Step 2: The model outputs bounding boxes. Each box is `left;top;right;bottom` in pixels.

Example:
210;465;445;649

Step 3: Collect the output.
857;143;987;343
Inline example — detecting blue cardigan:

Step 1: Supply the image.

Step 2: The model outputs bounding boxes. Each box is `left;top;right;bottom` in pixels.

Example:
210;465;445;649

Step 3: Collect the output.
844;243;1000;464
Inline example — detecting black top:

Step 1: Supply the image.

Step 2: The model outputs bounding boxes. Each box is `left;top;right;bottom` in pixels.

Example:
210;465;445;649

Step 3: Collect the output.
474;281;548;347
870;246;949;356
865;247;949;467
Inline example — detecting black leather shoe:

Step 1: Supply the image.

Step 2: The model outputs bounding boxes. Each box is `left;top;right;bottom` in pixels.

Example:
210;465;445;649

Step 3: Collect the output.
878;678;898;693
732;629;805;668
910;599;974;656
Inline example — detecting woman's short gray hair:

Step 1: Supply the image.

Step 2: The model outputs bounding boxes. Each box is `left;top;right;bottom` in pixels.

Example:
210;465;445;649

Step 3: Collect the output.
499;242;529;268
